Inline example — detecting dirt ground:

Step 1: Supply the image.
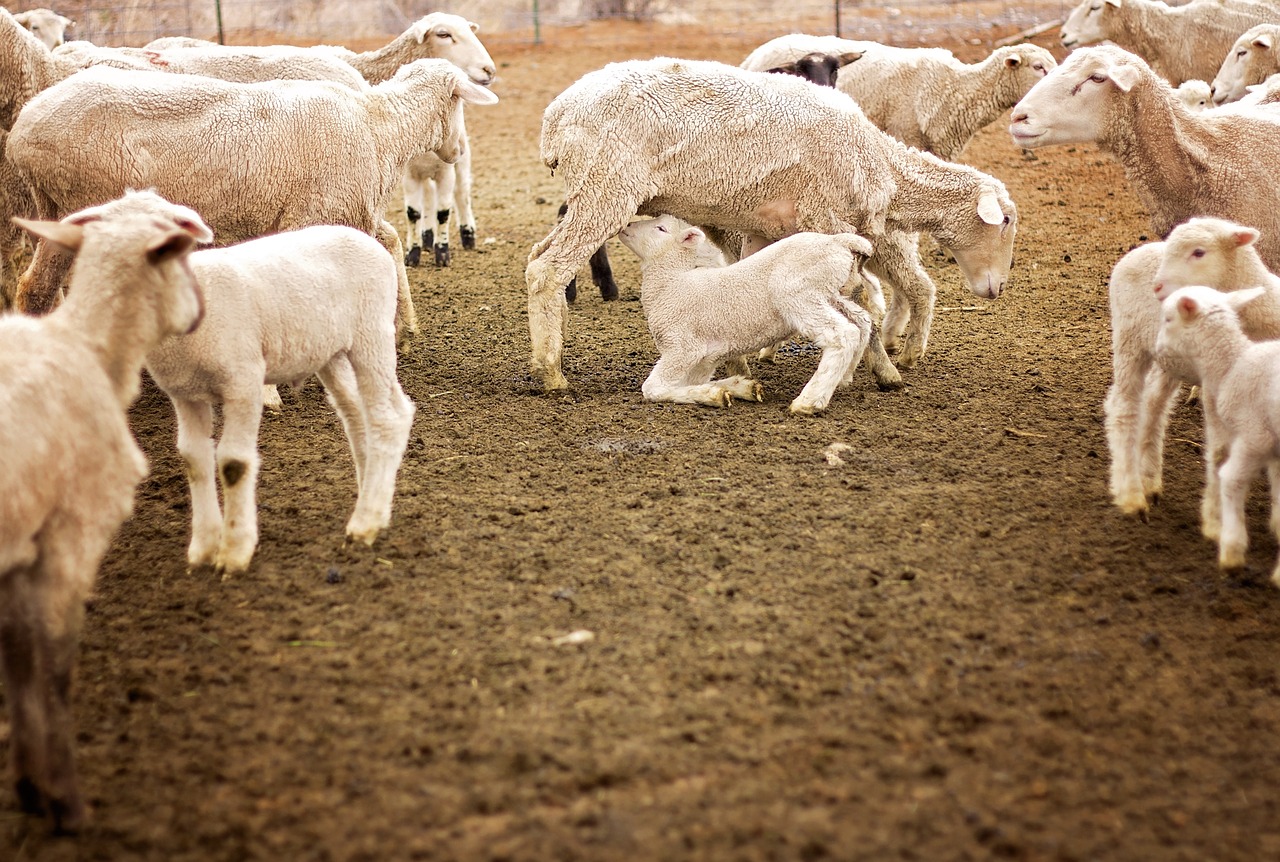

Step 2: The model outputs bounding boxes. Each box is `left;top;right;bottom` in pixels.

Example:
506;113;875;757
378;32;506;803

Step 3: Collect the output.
5;19;1280;862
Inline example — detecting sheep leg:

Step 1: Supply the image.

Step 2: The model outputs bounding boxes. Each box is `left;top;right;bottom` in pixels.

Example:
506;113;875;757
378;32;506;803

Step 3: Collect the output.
1104;348;1158;518
13;238;72;316
0;566;52;820
1268;462;1280;589
1200;390;1226;542
1134;363;1182;510
869;232;935;368
374;220;419;351
433;164;456;267
1217;445;1260;572
454;144;477;250
174;398;222;568
790;301;869;415
642;355;740;407
317;355;370;494
403;179;426;268
341;355;415;545
214;394;264;578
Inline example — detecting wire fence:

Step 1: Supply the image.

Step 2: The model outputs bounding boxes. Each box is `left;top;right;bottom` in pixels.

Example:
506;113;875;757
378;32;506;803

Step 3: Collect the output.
8;0;1071;48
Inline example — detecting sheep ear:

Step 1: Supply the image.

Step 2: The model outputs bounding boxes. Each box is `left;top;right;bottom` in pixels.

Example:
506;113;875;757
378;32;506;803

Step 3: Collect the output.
146;229;196;265
1233;227;1260;248
680;227;705;246
837;51;863;68
1226;286;1267;312
1176;294;1200;321
1005;53;1023;69
976;189;1004;226
1256;34;1274;51
454;76;498;106
13;217;84;252
766;62;801;76
469;21;479;33
1107;63;1141;92
1104;0;1122;7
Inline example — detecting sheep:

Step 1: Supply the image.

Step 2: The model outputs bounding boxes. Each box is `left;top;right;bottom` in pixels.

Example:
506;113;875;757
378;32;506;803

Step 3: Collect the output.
12;8;71;50
0;191;207;832
743;35;1057;161
617;215;883;413
137;219;416;576
1105;217;1280;523
528;58;1018;392
1011;45;1280;270
1175;78;1213;111
560;49;862;304
1154;284;1280;585
5;60;498;337
1212;24;1280;104
1059;0;1279;86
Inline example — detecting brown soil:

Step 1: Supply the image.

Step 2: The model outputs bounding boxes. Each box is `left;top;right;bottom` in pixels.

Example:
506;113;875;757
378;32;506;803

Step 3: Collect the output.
7;20;1280;862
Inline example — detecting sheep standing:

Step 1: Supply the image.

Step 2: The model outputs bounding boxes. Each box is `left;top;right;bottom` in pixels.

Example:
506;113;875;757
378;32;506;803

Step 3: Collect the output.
529;58;1018;392
0;192;207;832
1011;45;1280;269
13;8;71;50
5;60;498;329
140;221;416;575
1212;24;1280;104
1155;285;1280;585
618;215;886;414
1059;0;1278;86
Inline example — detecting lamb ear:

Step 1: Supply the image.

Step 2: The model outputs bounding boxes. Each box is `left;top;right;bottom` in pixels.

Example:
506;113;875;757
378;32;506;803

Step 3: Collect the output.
976;189;1004;226
1233;227;1260;248
680;227;705;246
1256;34;1274;51
455;76;498;105
1225;286;1267;312
1104;0;1122;7
1005;53;1023;69
1107;63;1141;92
145;228;196;265
1176;293;1200;321
12;216;84;252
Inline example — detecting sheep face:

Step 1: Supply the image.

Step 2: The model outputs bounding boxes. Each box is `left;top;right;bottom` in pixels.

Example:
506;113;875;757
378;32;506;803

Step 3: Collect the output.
1010;47;1140;149
1153;217;1262;301
412;13;497;86
1000;45;1057;95
766;51;862;89
940;185;1017;300
1060;0;1119;49
1155;285;1260;362
1174;80;1212;112
618;215;705;265
1212;27;1278;105
13;8;72;50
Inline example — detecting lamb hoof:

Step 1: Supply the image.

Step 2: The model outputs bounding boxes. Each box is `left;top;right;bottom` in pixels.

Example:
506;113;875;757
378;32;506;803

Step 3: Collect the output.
404;245;422;267
788;401;824;416
434;243;450;267
749;382;765;402
876;376;905;392
346;523;383;546
460;226;476;250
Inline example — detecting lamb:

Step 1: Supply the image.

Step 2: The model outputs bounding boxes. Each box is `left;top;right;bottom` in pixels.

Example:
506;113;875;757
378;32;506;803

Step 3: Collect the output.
5;60;498;334
1211;24;1280;104
1155;285;1280;586
13;8;71;50
1011;45;1280;270
1105;217;1280;522
617;215;884;414
743;35;1057;160
138;217;416;576
0;192;207;832
1175;78;1213;111
528;57;1018;392
1059;0;1279;86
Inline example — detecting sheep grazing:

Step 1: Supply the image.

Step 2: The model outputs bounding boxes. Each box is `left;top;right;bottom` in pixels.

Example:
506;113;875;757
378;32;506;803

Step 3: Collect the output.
5;60;498;334
1059;0;1278;86
1212;24;1280;105
0;191;206;832
138;219;417;576
528;58;1018;391
744;35;1057;160
1155;285;1280;586
1011;45;1280;270
12;8;71;50
1104;217;1280;522
618;215;888;414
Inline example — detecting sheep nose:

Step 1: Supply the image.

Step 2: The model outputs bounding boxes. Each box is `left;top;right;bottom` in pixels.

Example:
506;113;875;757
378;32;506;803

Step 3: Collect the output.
1012;110;1029;124
1153;282;1162;294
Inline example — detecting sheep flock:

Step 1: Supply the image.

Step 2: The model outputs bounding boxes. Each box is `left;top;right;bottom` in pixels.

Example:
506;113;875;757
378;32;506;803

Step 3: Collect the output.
3;0;1280;856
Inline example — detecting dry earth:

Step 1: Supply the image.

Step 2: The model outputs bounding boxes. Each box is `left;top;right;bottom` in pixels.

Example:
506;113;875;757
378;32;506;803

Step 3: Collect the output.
5;19;1280;862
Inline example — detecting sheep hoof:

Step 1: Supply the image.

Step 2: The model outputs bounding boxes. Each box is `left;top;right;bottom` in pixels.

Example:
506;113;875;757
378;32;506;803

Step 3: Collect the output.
565;278;578;304
597;278;619;301
434;243;450;267
788;400;823;416
718;392;734;408
460;226;476;250
749;382;765;402
404;245;422;267
876;376;905;392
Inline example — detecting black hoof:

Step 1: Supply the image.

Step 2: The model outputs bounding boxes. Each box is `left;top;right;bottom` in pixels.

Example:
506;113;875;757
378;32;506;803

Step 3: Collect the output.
404;245;421;267
565;278;578;303
434;243;450;267
598;280;619;302
460;226;476;250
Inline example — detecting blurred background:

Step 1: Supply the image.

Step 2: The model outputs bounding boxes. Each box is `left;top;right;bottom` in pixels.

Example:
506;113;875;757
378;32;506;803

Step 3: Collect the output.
7;0;1071;50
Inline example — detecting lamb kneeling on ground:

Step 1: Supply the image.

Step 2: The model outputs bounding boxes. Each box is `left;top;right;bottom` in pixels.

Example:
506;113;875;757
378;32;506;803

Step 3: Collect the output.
618;215;886;415
131;212;418;576
1156;285;1280;587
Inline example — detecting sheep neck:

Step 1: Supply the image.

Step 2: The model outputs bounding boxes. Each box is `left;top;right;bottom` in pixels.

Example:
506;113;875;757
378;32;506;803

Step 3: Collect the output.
882;145;983;238
346;32;420;84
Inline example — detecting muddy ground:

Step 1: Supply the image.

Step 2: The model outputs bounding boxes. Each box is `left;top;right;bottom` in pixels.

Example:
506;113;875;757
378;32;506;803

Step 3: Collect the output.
5;19;1280;862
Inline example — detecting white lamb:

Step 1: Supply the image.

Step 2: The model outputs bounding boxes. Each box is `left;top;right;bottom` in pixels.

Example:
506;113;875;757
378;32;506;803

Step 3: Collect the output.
744;35;1057;160
1011;45;1280;269
5;60;498;333
13;8;71;50
1059;0;1279;86
1155;285;1280;586
1212;24;1280;104
1105;217;1280;522
0;193;206;832
618;215;882;414
138;217;417;576
1175;78;1213;111
529;58;1019;392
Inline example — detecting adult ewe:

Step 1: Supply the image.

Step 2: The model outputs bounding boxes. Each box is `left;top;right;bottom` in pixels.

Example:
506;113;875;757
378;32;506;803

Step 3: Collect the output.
528;58;1018;392
0;192;207;832
1211;23;1280;104
1059;0;1279;86
13;8;71;50
6;60;497;324
1010;45;1280;269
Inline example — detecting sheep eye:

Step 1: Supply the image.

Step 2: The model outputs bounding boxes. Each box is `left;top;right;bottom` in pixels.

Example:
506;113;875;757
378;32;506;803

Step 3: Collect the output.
1089;73;1107;83
1238;49;1249;58
1191;248;1206;258
435;30;453;40
1089;3;1101;9
656;225;668;233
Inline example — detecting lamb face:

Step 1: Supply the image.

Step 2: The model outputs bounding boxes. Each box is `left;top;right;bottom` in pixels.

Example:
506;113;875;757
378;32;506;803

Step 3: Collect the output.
1010;47;1136;148
618;215;703;265
1153;218;1262;300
